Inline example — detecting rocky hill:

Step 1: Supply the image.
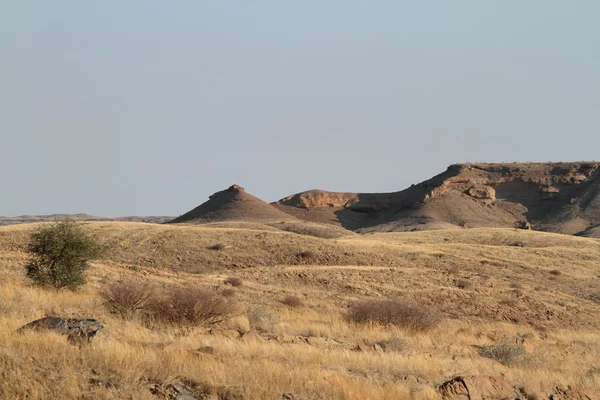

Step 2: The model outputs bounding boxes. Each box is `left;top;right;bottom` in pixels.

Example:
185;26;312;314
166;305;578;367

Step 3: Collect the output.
169;184;297;224
273;162;600;236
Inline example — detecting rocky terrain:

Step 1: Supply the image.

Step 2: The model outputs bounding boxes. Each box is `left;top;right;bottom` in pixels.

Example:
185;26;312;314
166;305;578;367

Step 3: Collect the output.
274;162;600;236
1;221;599;399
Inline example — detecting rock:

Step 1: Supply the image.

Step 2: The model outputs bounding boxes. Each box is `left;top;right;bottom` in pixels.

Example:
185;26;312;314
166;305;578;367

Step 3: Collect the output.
275;334;296;344
466;185;496;201
195;346;215;355
352;343;373;353
18;317;103;343
176;394;200;400
541;186;560;200
439;376;521;400
518;221;532;230
241;331;265;344
549;387;600;400
217;385;245;400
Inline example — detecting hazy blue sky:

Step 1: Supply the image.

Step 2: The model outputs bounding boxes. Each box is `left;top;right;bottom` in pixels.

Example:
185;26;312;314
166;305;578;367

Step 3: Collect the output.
1;2;598;216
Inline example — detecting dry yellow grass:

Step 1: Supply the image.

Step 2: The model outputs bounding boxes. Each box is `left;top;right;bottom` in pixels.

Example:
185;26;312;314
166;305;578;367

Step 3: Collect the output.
0;222;599;399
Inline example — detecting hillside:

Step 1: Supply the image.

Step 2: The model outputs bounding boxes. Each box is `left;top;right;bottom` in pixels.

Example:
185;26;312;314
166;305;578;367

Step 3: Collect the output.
274;162;600;235
169;185;297;224
1;222;599;399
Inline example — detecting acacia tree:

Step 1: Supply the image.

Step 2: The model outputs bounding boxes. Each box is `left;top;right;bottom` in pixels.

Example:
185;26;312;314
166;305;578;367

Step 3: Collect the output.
25;219;104;290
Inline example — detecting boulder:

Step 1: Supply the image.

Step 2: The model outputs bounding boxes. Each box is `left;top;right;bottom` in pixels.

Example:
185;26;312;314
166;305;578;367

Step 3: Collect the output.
439;376;521;400
465;185;496;201
18;317;103;343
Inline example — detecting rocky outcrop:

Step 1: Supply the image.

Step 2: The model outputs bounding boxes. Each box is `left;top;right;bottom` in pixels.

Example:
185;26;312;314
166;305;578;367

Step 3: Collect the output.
274;162;600;235
466;185;496;201
18;317;103;343
439;376;522;400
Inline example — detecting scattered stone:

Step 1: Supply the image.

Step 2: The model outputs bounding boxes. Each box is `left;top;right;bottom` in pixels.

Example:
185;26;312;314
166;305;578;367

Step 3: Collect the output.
195;346;215;355
241;331;265;344
217;385;245;400
17;317;103;343
439;376;521;400
549;387;600;400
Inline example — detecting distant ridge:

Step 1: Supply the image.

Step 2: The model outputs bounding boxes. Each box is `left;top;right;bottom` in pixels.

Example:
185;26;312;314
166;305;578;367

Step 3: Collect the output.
0;214;172;226
273;162;600;237
169;184;296;224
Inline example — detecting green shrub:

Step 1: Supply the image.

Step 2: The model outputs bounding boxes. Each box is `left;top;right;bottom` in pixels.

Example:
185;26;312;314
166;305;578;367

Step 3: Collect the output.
25;219;104;290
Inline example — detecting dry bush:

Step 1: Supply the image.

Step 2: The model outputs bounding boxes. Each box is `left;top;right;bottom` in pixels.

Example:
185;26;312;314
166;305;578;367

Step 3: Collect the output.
549;269;562;276
347;299;441;332
223;277;242;287
456;279;472;289
149;287;237;326
208;243;226;251
221;288;236;297
247;307;278;333
479;338;529;366
101;280;154;320
281;295;302;307
375;337;409;353
298;250;317;260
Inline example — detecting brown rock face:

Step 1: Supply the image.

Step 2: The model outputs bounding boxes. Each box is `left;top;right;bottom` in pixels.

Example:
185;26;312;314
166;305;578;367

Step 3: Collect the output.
277;190;358;209
439;376;521;400
466;185;496;201
274;162;600;235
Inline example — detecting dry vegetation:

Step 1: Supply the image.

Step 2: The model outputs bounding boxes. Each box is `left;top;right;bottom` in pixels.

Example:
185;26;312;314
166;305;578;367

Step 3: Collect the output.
1;222;600;399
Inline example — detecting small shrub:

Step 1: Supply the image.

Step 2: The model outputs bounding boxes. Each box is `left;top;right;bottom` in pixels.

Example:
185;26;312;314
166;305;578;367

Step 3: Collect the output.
509;282;522;289
456;279;472;289
221;288;236;297
223;277;242;287
0;299;9;313
150;287;237;326
247;307;278;333
281;295;302;307
25;219;104;290
101;280;154;320
375;336;409;353
447;265;460;275
228;315;250;335
548;269;562;276
347;299;441;332
480;338;528;366
298;250;317;260
208;243;226;251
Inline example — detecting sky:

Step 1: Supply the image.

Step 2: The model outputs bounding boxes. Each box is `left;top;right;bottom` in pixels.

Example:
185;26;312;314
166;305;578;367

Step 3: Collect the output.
1;2;599;217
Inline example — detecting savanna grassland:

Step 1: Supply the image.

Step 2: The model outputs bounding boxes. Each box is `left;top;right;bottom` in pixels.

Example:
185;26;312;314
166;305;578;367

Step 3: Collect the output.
1;222;599;399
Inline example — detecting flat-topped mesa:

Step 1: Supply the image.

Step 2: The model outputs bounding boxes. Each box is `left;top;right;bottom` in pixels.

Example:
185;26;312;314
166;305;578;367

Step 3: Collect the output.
277;190;358;209
273;162;600;236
